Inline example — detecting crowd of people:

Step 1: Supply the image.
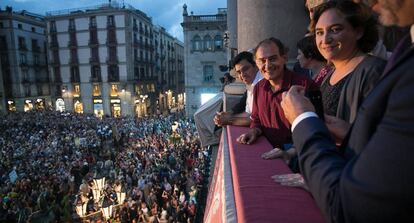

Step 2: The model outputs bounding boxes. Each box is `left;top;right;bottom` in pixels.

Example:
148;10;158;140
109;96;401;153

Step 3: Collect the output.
0;110;211;223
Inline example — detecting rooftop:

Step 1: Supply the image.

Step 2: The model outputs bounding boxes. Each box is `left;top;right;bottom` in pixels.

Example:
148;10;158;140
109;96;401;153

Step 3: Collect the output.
45;1;151;22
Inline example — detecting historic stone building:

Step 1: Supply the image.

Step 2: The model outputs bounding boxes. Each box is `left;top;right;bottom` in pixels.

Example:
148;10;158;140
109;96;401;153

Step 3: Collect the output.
181;5;227;117
0;7;50;113
45;1;183;117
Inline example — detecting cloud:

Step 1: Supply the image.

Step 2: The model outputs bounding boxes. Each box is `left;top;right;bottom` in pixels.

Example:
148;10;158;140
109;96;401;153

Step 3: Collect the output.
169;24;184;42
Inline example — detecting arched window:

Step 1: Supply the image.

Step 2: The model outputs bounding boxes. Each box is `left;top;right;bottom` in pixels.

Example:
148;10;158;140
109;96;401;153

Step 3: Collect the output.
204;35;213;51
192;35;201;51
214;35;223;50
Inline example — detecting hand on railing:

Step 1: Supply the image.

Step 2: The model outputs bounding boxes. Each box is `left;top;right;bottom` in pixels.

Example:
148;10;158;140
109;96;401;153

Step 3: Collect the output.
261;148;284;160
272;173;309;191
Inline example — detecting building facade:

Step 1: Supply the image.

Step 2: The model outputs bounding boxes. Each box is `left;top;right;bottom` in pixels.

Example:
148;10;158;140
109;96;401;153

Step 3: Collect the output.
0;7;50;113
45;1;183;117
181;5;227;117
153;26;185;114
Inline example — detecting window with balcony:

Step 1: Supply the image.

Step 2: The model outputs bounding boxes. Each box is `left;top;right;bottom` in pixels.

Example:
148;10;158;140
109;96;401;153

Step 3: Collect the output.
69;19;76;31
18;36;27;51
53;67;61;83
50;21;56;32
24;85;31;97
108;65;119;82
203;65;213;82
33;55;39;65
192;35;201;51
70;49;78;64
134;67;139;79
90;16;97;28
0;36;7;51
71;66;80;83
37;84;43;96
134;84;141;95
204;35;213;51
215;35;223;50
20;53;27;64
134;49;138;61
107;15;115;27
31;38;37;51
90;47;99;62
89;30;98;45
22;70;29;83
91;66;101;82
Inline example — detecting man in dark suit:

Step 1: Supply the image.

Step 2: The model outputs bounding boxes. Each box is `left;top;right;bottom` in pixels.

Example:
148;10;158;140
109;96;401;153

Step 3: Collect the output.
280;0;414;222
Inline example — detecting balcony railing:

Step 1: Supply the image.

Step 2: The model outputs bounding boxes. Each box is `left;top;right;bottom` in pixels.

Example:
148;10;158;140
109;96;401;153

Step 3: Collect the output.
89;57;100;64
106;57;118;64
90;76;102;82
18;45;28;51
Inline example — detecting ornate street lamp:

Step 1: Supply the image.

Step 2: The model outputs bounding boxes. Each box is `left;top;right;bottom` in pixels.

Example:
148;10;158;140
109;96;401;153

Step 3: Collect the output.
117;192;126;205
170;121;181;145
93;177;105;202
75;197;88;218
101;205;113;220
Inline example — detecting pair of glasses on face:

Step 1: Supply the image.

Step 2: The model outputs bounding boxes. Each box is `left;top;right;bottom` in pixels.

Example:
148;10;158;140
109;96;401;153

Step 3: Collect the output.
255;55;279;68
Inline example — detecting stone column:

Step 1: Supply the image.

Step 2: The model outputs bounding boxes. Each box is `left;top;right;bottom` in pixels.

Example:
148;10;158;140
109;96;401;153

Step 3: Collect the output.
227;0;238;51
237;0;309;59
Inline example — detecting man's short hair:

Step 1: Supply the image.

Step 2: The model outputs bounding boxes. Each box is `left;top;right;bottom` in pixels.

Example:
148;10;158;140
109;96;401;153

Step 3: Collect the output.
232;51;256;69
254;37;288;57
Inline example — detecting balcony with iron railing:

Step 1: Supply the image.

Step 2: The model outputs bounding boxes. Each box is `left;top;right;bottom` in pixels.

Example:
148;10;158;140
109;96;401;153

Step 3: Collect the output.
89;22;97;29
50;41;59;49
50;59;60;67
32;46;41;53
106;56;118;65
67;40;78;48
183;13;227;23
69;57;79;66
18;44;28;51
107;73;120;82
36;76;50;83
106;38;117;46
89;38;99;47
90;75;102;83
70;73;80;83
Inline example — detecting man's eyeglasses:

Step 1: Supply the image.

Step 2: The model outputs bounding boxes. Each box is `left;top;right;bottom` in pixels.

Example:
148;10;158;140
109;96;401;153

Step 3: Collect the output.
255;55;279;68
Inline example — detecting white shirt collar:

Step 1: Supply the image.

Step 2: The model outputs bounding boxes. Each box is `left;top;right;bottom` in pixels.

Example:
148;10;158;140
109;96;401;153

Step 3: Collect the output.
249;71;262;87
246;71;263;91
411;24;414;43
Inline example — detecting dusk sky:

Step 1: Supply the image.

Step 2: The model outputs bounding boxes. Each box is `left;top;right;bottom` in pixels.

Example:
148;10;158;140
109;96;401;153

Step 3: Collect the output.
1;0;227;41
